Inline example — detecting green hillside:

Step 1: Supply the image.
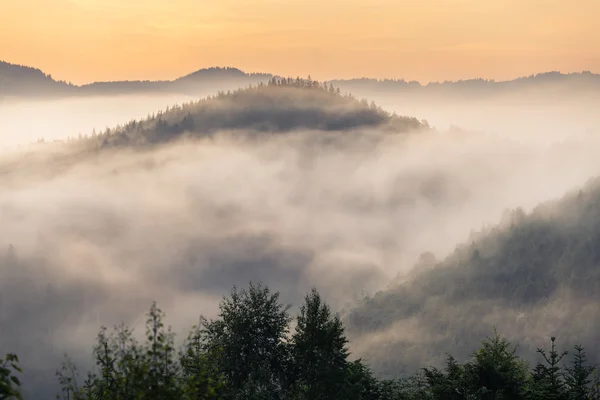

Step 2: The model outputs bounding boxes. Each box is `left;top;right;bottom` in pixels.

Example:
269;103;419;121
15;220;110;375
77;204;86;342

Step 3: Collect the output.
346;176;600;378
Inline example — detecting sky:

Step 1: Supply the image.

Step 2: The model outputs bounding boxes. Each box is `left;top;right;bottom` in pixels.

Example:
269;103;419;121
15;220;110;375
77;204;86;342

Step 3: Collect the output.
1;0;600;84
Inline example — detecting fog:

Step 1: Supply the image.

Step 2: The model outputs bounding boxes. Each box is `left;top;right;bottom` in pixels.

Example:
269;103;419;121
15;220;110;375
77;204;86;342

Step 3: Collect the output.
0;94;197;149
357;93;600;145
2;89;600;397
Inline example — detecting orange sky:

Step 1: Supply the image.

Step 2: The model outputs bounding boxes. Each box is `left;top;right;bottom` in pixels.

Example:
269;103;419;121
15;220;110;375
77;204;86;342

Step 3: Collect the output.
1;0;599;84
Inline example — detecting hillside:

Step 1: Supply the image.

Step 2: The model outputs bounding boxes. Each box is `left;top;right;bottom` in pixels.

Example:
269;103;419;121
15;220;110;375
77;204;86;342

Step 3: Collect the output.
0;61;74;97
77;67;272;96
0;60;272;99
345;176;600;378
4;59;600;101
330;71;600;100
0;77;428;189
0;76;432;398
82;77;428;149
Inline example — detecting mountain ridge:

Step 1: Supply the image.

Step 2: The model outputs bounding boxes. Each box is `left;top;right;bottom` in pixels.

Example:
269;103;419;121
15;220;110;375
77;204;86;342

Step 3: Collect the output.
3;59;600;99
0;61;274;99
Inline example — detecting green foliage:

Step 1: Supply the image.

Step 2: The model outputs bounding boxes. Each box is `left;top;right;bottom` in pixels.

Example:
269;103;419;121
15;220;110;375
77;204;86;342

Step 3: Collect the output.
55;303;225;400
467;331;530;399
200;283;291;399
346;180;600;378
4;283;600;399
421;331;530;400
529;337;569;400
179;324;226;399
564;345;595;400
0;353;22;400
423;355;473;400
290;288;350;399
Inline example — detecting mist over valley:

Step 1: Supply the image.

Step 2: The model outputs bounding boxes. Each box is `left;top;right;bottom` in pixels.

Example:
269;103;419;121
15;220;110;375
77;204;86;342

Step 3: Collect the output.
2;62;600;399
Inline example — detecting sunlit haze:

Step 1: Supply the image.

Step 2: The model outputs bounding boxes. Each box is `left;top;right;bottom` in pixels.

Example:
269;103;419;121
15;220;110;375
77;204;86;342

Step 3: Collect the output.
4;2;600;399
2;0;600;83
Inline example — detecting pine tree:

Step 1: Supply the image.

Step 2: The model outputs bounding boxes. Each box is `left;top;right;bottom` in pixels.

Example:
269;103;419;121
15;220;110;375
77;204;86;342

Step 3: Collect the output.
564;345;595;400
530;337;569;400
291;288;350;399
466;330;530;400
423;355;473;400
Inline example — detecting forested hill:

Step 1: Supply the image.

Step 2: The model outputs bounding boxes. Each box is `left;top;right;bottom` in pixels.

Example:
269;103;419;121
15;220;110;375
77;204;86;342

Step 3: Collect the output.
345;175;600;378
77;67;272;96
78;77;427;149
0;60;272;99
0;61;74;97
5;59;600;100
329;71;600;99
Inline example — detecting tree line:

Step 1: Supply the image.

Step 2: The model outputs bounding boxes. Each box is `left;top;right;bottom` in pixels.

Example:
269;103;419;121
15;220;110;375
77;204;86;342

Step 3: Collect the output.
2;282;600;399
26;76;427;149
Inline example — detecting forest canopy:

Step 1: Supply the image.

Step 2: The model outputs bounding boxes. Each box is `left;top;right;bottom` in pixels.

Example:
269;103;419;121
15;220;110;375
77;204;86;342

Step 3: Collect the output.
3;283;600;399
77;77;428;150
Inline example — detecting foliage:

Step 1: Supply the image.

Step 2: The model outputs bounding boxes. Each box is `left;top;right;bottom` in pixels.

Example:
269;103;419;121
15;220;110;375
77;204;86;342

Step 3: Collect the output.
346;179;600;378
54;303;224;400
564;345;596;400
290;288;350;399
0;353;22;400
200;283;292;399
3;283;600;399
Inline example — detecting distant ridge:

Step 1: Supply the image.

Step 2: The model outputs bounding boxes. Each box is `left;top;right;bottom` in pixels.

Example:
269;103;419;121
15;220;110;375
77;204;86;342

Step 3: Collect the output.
330;70;600;99
0;61;274;99
0;60;74;96
176;66;269;81
2;59;600;100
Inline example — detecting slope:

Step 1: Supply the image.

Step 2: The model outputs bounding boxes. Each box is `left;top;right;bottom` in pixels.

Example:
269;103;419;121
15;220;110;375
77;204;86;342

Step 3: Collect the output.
84;77;428;149
0;60;74;97
345;176;600;378
0;60;272;99
5;58;600;101
330;71;600;100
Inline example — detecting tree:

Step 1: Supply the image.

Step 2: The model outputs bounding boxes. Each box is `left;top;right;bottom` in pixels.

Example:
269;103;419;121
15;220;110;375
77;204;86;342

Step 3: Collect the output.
290;288;350;399
343;360;387;400
179;325;225;399
465;330;530;399
201;283;292;399
60;303;180;399
423;355;473;400
0;353;22;400
144;302;180;400
564;345;595;400
530;337;569;400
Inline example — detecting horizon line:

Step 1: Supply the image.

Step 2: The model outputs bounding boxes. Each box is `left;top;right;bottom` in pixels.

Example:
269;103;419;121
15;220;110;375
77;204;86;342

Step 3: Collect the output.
2;58;599;88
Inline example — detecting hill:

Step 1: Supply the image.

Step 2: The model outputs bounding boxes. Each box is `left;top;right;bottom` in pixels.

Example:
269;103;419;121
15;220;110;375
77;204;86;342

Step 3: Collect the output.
77;67;272;96
4;59;600;101
0;60;74;97
0;60;272;99
0;77;428;187
330;71;600;100
345;176;600;378
80;77;428;149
